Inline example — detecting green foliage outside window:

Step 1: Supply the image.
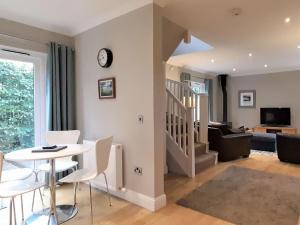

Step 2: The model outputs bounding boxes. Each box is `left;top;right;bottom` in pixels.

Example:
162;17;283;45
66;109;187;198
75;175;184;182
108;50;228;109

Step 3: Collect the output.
0;59;34;153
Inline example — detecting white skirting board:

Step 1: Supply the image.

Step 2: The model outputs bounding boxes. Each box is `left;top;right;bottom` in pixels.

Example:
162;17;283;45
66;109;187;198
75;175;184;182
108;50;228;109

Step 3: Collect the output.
91;182;167;212
82;140;166;211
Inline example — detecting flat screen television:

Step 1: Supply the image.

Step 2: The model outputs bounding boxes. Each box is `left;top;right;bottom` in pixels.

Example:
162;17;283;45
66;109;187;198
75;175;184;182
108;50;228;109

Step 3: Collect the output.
260;108;291;126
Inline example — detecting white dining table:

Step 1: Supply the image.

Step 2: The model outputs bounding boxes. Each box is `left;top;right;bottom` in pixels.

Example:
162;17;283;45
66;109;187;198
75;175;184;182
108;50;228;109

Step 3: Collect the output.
5;144;91;225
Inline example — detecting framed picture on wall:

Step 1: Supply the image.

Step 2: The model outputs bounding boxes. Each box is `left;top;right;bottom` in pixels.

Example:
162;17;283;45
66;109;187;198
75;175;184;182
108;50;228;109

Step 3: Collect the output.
239;90;256;108
98;77;116;99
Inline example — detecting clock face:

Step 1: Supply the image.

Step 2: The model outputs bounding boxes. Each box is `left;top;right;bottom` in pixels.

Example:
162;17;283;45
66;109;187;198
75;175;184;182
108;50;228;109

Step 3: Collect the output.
97;48;113;68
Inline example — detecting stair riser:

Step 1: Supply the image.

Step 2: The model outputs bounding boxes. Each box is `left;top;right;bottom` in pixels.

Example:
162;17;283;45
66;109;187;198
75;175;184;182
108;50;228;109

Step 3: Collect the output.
195;155;217;174
195;145;207;156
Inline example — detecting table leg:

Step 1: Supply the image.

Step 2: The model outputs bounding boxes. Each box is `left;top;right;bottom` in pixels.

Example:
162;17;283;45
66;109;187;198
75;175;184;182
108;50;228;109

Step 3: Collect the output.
49;159;58;224
25;158;78;225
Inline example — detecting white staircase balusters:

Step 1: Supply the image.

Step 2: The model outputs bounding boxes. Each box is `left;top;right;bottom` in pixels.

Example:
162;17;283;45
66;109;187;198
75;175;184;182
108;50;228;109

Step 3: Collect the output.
166;79;209;177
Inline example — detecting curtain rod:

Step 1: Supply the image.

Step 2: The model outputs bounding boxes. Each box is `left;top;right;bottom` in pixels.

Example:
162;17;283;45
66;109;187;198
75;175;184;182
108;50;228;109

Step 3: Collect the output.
0;33;48;46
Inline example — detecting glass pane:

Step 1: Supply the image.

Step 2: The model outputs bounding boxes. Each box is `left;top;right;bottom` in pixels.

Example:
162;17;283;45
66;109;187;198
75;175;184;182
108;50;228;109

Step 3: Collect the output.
191;81;206;94
0;58;35;153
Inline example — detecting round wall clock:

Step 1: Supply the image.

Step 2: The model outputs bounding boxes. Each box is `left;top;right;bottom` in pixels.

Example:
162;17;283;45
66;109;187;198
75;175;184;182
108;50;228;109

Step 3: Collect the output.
97;48;113;68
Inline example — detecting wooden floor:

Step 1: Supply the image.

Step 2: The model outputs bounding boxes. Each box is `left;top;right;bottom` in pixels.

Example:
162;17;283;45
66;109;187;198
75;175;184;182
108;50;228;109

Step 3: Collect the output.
1;153;300;225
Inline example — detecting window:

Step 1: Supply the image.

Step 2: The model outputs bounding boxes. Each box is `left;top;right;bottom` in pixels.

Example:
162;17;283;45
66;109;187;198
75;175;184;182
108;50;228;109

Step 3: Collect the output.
190;81;207;94
0;48;46;153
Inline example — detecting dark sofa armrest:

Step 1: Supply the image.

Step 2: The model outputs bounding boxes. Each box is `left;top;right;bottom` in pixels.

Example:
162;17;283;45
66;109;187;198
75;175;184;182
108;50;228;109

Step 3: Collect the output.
277;133;300;163
222;133;253;139
219;133;252;161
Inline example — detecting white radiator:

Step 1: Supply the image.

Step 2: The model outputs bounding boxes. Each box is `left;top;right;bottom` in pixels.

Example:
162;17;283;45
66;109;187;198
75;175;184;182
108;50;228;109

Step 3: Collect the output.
82;140;123;191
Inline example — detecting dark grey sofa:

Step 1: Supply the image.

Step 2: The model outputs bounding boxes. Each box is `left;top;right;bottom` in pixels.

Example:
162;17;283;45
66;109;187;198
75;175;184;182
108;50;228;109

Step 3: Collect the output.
277;133;300;164
208;127;253;162
251;133;276;152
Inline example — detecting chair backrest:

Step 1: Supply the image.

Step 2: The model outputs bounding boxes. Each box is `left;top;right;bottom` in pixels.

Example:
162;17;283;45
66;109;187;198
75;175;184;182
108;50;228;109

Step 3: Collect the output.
46;130;80;145
46;130;80;161
95;136;113;175
0;151;3;182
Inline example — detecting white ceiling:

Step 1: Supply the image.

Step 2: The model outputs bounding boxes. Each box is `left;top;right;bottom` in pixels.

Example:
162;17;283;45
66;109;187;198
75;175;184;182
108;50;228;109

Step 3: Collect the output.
1;0;300;76
158;0;300;76
0;0;152;36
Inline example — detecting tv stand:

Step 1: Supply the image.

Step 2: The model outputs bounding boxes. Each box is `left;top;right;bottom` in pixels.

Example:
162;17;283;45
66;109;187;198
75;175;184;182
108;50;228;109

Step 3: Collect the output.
254;125;297;134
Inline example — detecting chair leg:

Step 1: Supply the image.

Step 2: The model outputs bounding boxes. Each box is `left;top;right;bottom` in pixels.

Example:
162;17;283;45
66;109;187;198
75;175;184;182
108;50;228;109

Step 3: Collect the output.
39;188;45;207
9;199;12;225
12;197;17;225
21;195;24;221
89;181;93;223
31;189;36;211
103;172;112;206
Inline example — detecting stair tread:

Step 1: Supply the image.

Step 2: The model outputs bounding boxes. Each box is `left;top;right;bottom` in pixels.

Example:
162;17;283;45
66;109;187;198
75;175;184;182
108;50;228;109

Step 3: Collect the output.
195;151;218;163
194;142;206;148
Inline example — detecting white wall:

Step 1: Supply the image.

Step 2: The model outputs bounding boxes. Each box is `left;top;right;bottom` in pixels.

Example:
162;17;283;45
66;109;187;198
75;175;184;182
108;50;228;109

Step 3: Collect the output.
75;4;165;208
228;70;300;131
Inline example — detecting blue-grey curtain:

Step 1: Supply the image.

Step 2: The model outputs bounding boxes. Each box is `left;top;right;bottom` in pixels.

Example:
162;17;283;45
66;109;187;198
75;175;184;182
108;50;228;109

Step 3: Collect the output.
47;42;76;131
180;72;191;82
47;42;76;181
205;79;213;121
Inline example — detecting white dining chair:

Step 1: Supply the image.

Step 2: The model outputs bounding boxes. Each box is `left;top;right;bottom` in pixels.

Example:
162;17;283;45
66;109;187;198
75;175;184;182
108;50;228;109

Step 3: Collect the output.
37;130;81;173
0;165;44;210
0;151;45;225
33;130;80;208
59;136;113;221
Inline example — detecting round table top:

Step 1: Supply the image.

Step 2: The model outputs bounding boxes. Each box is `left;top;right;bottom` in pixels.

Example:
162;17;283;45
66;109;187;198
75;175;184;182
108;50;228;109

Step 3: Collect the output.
5;144;91;161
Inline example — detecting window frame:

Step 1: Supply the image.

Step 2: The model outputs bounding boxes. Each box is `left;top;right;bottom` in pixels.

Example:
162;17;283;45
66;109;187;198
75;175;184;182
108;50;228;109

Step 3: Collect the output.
0;46;47;148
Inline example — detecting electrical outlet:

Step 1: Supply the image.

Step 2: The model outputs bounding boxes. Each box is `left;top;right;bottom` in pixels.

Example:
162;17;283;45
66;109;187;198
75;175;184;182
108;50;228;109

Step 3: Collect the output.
138;115;144;124
134;167;143;175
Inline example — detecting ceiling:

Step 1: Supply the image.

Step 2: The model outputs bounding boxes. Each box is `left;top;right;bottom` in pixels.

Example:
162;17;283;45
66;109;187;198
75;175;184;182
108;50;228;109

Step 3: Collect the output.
1;0;300;76
157;0;300;76
0;0;152;36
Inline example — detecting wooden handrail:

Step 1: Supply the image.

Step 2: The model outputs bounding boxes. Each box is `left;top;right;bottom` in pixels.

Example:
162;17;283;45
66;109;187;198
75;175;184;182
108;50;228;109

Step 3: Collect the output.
166;89;187;110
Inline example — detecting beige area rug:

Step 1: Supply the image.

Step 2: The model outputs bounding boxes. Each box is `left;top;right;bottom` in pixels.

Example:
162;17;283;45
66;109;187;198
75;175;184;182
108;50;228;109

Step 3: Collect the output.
177;166;300;225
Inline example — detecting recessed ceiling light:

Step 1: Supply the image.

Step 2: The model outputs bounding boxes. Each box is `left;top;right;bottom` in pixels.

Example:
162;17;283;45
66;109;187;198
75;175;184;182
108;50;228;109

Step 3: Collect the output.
248;53;253;57
211;59;215;63
233;68;236;72
264;64;268;68
297;45;300;49
285;17;291;23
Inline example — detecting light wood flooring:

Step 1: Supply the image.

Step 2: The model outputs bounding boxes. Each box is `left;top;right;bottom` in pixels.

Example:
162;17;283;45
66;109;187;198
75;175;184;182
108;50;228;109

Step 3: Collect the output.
1;153;300;225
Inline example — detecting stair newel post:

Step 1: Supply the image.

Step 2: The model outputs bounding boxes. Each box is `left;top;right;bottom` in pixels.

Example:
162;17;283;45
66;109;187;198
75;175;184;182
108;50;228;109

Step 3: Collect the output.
186;106;195;178
167;92;172;137
200;94;209;152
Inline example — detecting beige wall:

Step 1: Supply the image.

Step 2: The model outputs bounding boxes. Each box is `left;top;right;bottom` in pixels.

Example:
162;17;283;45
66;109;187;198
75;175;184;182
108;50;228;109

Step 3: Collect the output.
228;71;300;131
75;4;165;200
0;18;74;52
165;64;181;81
153;4;165;196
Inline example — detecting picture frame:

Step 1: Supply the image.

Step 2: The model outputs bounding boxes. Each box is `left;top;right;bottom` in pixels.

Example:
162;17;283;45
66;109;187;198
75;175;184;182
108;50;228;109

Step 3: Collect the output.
238;90;256;108
98;77;116;99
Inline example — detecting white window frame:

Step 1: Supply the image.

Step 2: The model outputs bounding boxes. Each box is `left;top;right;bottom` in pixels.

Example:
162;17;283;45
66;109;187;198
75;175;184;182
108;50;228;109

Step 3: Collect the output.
0;46;47;147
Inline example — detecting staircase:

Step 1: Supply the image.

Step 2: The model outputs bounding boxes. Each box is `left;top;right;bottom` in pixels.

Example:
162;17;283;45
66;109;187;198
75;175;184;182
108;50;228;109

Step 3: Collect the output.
166;79;217;177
